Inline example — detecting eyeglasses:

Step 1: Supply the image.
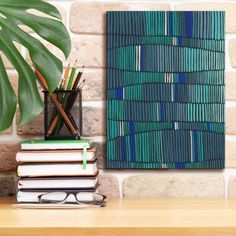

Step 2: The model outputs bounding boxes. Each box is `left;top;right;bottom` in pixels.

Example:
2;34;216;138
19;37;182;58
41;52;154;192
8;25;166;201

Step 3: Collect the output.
38;192;107;207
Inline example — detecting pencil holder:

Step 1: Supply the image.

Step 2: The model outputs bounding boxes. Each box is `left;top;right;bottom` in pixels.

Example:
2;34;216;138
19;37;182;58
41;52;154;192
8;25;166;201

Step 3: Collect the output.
43;90;82;140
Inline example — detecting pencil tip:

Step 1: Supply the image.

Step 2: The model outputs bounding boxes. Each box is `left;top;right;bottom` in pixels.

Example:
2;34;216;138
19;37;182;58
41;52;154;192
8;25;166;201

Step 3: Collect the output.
73;59;78;68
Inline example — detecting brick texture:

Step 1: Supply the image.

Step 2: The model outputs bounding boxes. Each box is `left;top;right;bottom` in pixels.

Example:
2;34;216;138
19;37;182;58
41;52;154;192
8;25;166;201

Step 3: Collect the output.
82;69;106;101
226;107;236;135
0;175;16;197
226;72;236;100
226;141;236;168
27;36;105;68
16;105;105;137
229;39;236;68
69;36;105;68
174;3;236;33
123;174;225;198
0;142;20;172
70;2;170;34
16;111;44;136
98;174;120;197
92;141;106;169
83;106;105;136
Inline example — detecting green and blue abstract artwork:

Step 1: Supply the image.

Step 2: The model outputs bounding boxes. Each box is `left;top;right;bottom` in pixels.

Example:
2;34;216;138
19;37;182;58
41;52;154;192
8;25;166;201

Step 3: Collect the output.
106;11;225;169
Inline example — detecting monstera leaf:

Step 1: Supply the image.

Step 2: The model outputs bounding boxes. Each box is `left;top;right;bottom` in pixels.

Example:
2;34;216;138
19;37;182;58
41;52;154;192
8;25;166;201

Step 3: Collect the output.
0;0;71;131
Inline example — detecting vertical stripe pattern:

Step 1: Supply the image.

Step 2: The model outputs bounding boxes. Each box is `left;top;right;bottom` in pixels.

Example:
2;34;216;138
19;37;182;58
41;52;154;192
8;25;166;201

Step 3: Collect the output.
107;11;225;169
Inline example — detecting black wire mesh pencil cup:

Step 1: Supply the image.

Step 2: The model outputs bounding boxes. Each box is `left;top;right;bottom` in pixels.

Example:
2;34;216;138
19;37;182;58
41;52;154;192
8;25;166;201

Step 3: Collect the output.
44;89;82;140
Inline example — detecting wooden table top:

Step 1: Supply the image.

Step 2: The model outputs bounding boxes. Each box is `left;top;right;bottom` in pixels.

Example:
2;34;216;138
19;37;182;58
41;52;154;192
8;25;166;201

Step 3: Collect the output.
1;197;236;236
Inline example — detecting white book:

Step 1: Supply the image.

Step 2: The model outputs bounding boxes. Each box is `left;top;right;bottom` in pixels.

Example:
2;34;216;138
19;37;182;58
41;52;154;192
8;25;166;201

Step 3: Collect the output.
17;161;98;177
21;140;91;150
16;149;96;163
18;176;98;190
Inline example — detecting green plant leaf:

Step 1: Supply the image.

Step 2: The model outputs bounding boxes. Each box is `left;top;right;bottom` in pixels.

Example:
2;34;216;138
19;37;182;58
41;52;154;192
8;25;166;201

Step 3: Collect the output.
0;18;63;93
0;56;16;132
0;6;71;58
0;0;62;20
0;0;71;129
0;33;44;125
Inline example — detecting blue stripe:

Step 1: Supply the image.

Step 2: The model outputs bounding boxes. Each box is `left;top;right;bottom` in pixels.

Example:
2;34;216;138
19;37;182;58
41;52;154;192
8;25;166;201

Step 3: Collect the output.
178;36;183;46
176;163;185;169
193;130;198;161
115;87;123;100
179;72;185;84
129;121;136;161
186;11;193;37
172;122;175;129
168;12;173;36
121;136;126;161
207;122;211;131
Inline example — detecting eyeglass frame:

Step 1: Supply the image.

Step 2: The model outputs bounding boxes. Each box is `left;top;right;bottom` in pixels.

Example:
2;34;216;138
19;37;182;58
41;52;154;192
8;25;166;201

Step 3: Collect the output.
37;191;107;207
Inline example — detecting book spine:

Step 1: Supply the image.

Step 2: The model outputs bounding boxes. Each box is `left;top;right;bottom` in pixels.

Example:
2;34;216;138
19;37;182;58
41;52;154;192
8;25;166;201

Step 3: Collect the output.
17;170;99;178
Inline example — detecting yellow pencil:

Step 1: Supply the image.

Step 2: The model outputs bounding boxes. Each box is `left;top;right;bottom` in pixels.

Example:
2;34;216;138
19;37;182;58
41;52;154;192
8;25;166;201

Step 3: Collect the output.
63;63;71;88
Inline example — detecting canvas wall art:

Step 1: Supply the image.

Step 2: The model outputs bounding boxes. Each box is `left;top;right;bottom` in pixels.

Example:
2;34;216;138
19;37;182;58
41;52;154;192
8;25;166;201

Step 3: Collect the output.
107;11;225;169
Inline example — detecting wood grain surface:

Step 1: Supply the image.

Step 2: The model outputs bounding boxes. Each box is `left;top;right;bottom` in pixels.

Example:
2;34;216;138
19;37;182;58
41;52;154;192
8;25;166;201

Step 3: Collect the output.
1;197;236;236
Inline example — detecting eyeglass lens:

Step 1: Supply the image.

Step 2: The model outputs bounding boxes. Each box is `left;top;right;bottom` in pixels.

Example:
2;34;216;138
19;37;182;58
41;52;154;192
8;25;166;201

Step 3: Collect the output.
39;192;105;206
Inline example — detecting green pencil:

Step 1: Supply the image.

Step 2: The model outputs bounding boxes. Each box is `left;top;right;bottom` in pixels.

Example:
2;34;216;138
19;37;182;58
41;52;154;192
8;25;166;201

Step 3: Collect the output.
67;59;78;90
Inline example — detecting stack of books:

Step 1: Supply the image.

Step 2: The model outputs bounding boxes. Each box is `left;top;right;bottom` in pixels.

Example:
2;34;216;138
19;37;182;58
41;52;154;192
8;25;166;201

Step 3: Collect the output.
16;140;98;204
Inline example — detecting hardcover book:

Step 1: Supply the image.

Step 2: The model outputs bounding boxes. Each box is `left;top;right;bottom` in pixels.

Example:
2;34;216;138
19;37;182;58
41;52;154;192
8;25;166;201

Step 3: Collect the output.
21;139;91;150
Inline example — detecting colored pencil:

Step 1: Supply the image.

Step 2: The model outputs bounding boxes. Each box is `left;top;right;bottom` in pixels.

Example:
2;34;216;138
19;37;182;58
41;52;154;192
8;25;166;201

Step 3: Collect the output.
72;66;84;90
63;63;71;89
49;66;84;134
67;60;78;90
33;66;78;136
